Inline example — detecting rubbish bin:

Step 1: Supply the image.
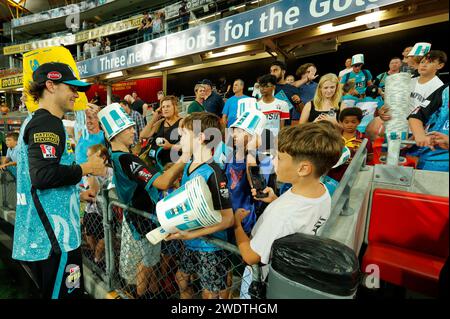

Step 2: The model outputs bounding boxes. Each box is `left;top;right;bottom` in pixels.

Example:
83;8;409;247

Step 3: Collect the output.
266;233;361;299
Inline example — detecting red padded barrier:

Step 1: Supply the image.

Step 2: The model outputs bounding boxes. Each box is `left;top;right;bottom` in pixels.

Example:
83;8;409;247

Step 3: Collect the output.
368;189;449;258
363;243;444;296
362;188;449;296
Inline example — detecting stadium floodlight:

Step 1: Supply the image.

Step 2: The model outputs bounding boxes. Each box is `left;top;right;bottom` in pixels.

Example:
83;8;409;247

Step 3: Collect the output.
318;10;386;33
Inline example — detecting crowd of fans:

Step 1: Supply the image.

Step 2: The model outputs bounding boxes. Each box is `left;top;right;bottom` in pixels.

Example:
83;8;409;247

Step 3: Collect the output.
82;37;111;60
137;10;167;42
1;40;448;299
79;1;192;60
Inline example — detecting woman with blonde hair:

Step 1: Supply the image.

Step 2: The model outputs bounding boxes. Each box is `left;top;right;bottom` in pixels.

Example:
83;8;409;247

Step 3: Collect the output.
299;73;342;125
139;95;183;168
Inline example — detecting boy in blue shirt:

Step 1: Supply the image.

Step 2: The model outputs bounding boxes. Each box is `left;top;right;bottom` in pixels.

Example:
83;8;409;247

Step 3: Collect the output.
75;106;105;165
98;103;188;298
225;110;274;235
0;132;18;177
225;126;256;234
166;112;234;299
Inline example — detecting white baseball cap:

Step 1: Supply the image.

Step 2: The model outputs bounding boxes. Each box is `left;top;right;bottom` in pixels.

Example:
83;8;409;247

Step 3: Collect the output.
407;42;431;57
98;103;136;141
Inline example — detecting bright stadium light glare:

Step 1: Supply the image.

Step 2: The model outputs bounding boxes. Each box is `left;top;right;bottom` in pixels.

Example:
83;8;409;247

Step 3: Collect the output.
206;45;248;58
148;60;175;70
318;11;385;33
356;10;384;23
104;71;123;79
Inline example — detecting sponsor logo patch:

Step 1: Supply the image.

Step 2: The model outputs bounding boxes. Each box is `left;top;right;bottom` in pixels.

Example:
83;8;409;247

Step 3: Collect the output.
312;217;328;235
219;188;230;199
66;140;73;153
137;168;153;182
65;264;81;293
130;162;142;174
47;71;62;80
33;132;60;145
40;144;57;159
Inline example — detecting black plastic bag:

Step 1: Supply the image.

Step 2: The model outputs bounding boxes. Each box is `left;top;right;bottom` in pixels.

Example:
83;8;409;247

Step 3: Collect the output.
249;280;266;299
271;233;361;296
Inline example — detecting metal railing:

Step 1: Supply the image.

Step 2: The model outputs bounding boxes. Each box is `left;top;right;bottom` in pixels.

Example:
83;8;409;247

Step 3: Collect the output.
95;190;262;299
0;170;16;212
0;172;262;299
0;138;368;299
321;139;368;237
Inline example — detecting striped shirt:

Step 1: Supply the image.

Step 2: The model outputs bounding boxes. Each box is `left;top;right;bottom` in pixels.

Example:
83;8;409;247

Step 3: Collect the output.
257;98;290;136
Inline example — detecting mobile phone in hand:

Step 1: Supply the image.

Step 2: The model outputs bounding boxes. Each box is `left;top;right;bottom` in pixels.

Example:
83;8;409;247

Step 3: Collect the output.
249;166;268;198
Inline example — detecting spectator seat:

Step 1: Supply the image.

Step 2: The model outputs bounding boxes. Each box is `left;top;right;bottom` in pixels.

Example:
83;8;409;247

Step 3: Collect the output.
362;188;449;297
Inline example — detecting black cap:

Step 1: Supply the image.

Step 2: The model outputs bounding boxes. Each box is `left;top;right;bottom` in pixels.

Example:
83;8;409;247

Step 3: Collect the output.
200;79;213;87
32;62;91;92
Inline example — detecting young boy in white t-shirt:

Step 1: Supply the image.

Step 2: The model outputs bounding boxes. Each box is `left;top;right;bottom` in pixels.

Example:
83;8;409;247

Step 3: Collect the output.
257;74;290;136
234;122;343;279
366;50;446;140
409;50;446;114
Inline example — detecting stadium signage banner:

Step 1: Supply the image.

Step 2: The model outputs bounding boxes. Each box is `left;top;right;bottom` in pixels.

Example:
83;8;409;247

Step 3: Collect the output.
165;0;215;20
0;74;23;90
77;0;403;78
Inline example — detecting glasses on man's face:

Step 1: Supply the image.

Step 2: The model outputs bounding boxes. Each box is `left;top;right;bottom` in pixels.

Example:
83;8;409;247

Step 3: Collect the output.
259;84;274;89
353;64;363;68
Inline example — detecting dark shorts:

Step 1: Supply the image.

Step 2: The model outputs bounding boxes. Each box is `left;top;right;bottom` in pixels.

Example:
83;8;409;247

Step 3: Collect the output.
84;213;104;241
26;247;84;299
178;249;230;293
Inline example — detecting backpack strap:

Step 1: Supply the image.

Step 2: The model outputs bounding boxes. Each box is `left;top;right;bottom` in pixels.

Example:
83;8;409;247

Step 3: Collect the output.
362;69;370;84
343;72;350;84
373;72;384;87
